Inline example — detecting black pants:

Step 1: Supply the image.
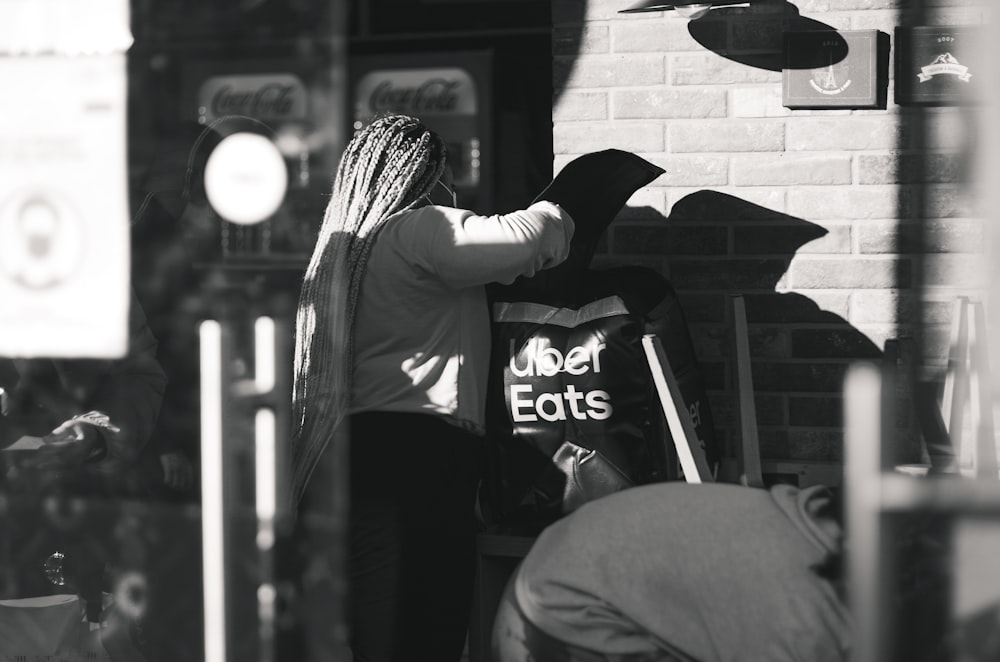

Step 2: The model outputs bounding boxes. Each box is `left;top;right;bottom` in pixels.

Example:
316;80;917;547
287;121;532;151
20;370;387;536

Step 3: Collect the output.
348;412;483;662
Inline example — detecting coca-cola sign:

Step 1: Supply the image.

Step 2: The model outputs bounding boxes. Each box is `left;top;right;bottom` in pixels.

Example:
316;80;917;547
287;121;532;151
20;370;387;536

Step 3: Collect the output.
354;67;477;119
198;73;307;122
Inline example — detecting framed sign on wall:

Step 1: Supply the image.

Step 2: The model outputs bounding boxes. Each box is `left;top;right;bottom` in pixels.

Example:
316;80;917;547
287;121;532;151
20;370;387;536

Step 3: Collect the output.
783;30;889;110
895;25;985;106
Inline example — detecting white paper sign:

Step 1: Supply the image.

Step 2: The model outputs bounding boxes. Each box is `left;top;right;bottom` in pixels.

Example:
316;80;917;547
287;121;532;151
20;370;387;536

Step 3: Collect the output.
0;0;132;57
0;53;130;358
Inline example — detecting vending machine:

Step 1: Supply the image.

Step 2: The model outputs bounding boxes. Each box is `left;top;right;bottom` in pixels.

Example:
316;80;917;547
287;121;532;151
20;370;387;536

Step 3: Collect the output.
350;51;494;213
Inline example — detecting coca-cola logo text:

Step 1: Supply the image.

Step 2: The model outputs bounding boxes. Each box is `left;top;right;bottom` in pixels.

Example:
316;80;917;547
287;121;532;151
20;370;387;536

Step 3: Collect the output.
369;78;460;114
212;83;297;118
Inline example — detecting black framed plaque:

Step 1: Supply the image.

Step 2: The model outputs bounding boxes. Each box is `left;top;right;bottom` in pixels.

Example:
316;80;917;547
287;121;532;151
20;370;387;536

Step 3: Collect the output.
895;25;984;106
783;30;885;109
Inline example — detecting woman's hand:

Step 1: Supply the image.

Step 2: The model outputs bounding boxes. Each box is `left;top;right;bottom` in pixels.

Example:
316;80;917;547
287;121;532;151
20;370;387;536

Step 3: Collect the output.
26;420;105;470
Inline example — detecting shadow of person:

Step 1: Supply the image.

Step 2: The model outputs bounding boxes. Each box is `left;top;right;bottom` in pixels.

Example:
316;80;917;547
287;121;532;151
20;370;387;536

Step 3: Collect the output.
686;0;846;72
618;190;886;472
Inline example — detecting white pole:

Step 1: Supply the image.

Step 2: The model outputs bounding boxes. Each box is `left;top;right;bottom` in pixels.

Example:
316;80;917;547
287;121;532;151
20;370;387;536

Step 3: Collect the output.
199;320;226;662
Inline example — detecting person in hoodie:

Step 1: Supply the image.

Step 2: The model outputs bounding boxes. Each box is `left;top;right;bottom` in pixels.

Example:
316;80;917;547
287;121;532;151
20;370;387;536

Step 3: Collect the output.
291;113;574;661
492;481;852;662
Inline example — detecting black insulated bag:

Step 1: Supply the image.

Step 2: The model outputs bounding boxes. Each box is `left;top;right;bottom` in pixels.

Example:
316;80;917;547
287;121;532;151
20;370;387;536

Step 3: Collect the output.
480;150;720;535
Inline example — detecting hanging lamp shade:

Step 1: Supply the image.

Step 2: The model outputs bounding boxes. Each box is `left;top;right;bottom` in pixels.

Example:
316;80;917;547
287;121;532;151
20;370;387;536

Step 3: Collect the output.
619;1;749;18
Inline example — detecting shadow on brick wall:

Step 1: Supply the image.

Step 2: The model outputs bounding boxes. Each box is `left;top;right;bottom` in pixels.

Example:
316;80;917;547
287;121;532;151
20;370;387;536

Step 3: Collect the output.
687;0;843;72
611;190;902;467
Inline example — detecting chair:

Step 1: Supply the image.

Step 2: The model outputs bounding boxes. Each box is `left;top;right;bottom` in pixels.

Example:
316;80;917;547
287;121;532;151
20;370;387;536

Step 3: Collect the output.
720;294;842;488
940;297;998;478
641;334;715;483
907;296;998;479
729;294;765;487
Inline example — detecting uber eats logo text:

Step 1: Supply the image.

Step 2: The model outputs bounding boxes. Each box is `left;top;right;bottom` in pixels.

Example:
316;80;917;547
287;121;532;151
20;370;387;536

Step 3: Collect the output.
507;338;612;423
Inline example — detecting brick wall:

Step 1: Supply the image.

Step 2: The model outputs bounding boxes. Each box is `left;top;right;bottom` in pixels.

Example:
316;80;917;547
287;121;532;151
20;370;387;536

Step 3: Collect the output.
551;0;991;473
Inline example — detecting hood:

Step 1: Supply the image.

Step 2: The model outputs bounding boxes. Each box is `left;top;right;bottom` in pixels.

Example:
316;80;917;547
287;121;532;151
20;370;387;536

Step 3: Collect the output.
490;149;664;305
533;149;665;270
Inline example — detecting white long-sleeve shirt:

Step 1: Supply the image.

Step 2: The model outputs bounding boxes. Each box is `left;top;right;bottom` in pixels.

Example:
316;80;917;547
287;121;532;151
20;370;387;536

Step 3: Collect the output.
350;201;574;433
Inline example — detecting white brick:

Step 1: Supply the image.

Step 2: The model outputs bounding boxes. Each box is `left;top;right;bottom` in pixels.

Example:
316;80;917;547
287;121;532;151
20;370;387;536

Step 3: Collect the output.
671;53;781;86
611;20;708;53
788;186;902;220
556;54;664;89
735;155;853;186
669;120;785;153
554;25;610;56
645;155;729;187
614;89;727;119
787;118;904;151
553;92;609;122
554;122;665;154
732;87;793;118
850;10;903;32
851;290;914;325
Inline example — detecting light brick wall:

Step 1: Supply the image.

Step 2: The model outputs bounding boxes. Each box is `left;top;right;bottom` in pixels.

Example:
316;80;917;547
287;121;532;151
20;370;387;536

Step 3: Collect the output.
551;0;990;469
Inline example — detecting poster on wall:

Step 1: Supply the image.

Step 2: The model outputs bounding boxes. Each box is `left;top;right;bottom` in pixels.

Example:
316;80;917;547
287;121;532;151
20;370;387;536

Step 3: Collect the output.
895;25;985;106
0;0;132;358
783;30;886;109
350;52;493;213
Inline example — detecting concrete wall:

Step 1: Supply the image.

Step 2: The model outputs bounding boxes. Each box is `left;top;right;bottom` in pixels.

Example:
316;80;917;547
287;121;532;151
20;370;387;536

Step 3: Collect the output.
550;0;991;471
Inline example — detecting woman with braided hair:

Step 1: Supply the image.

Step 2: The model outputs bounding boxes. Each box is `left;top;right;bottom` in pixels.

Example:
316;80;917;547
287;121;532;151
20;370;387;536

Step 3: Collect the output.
292;113;574;660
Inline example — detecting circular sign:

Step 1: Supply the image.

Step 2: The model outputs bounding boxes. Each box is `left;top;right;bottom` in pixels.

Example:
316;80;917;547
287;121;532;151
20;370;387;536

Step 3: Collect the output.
203;132;288;226
0;190;85;290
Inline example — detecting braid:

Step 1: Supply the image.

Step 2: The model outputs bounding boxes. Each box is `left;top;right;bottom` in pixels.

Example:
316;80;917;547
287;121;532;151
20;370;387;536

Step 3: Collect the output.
290;113;446;507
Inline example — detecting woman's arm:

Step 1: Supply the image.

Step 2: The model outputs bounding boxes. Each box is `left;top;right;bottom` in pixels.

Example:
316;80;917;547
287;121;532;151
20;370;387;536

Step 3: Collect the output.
422;201;575;288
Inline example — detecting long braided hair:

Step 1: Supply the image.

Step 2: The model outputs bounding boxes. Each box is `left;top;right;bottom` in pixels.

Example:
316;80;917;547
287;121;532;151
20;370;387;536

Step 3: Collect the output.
290;113;447;507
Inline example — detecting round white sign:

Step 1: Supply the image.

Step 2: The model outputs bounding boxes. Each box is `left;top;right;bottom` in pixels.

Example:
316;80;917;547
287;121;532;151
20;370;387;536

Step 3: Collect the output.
203;132;288;226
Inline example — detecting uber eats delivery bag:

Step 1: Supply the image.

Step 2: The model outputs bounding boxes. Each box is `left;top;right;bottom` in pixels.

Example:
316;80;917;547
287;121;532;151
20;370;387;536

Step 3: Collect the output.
480;150;719;534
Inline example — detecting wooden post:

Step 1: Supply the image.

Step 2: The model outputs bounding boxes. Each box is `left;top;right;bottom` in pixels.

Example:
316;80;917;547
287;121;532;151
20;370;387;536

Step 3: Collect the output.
730;295;764;488
641;334;713;483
